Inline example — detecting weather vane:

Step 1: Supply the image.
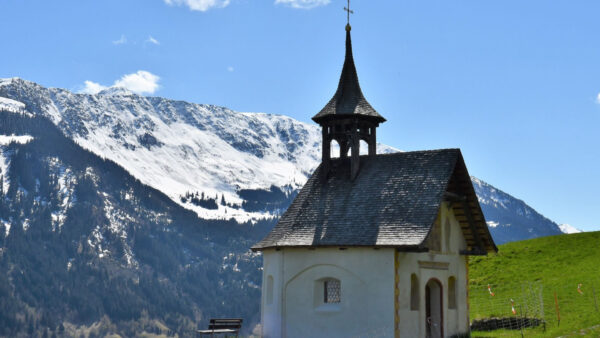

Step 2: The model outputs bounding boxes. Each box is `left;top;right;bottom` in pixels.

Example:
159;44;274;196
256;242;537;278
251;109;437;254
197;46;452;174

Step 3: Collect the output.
344;0;353;30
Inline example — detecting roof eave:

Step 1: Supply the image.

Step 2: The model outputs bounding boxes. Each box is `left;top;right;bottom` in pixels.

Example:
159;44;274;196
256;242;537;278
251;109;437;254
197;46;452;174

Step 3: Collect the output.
252;244;430;252
312;113;386;124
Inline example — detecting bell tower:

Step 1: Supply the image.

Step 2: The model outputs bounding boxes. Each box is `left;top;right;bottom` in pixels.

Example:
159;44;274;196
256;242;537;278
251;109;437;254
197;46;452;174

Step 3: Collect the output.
312;23;386;180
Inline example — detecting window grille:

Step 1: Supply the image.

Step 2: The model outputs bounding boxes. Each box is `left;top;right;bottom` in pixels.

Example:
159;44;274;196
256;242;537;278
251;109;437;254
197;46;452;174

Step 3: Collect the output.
324;279;341;303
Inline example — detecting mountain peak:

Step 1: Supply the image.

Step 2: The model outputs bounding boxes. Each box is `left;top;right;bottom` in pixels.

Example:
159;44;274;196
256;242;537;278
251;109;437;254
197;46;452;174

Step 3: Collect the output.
0;77;28;87
97;86;136;97
559;223;582;234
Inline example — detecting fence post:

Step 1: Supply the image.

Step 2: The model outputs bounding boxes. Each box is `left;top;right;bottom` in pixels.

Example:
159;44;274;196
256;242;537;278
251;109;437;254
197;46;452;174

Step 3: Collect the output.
519;304;525;338
554;292;560;327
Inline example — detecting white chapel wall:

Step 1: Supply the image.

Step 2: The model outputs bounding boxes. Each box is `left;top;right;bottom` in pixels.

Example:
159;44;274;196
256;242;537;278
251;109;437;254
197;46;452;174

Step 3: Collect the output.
261;247;396;338
395;202;470;337
261;202;472;338
261;250;284;337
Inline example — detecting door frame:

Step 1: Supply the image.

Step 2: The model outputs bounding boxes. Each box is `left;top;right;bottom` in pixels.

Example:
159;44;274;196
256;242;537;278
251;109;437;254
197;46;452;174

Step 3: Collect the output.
425;278;444;338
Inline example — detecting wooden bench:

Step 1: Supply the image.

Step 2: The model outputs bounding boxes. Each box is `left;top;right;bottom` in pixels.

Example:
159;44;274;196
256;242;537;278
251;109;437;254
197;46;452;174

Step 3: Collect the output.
197;318;243;337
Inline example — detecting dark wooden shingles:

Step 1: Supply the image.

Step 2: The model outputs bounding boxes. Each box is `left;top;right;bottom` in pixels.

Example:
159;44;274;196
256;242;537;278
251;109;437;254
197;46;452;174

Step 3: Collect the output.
252;149;492;250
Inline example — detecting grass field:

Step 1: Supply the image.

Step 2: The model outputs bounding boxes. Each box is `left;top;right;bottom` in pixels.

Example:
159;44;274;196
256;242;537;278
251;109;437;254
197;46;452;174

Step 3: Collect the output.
468;231;600;337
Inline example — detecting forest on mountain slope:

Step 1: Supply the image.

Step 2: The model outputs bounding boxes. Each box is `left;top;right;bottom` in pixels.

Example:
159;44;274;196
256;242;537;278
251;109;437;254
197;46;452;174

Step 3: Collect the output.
0;111;273;337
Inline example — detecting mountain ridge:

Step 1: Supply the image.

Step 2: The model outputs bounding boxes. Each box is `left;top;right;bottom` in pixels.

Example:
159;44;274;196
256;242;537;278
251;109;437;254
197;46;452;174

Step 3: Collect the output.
0;77;396;223
0;77;567;243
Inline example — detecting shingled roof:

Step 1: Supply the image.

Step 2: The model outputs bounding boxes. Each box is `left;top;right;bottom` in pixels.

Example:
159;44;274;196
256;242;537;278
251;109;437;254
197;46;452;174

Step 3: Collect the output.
312;28;386;123
252;149;497;253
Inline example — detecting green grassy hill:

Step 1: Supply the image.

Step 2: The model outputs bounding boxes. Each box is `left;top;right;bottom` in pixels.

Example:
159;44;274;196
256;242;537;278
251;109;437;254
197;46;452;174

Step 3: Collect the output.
469;231;600;337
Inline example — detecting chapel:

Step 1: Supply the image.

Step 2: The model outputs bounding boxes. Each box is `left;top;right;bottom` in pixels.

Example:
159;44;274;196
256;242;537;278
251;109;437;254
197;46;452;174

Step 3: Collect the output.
252;20;497;338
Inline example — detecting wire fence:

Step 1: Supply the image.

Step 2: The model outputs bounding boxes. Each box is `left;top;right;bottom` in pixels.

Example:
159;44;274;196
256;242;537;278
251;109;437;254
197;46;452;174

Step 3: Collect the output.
470;280;600;337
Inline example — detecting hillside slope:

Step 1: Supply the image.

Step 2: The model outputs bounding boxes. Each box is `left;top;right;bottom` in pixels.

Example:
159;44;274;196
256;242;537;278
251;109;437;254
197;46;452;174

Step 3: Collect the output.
0;110;270;336
469;231;600;337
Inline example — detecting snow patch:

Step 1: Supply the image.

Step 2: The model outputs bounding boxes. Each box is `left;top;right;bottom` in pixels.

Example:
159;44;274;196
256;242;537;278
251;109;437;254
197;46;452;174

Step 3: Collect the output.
0;148;10;194
69;102;324;222
89;226;110;258
48;158;76;231
486;221;499;228
103;194;135;238
559;223;582;234
0;135;33;145
0;218;10;237
0;78;19;87
98;87;136;97
0;96;25;111
123;246;138;268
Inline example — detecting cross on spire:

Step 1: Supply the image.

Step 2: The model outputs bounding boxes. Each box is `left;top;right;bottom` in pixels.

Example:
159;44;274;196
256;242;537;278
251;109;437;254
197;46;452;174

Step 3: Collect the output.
343;0;353;29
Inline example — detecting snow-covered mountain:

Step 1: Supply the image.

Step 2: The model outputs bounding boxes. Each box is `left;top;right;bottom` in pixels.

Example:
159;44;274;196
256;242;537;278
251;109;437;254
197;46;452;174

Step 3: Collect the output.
0;77;574;243
0;78;394;223
558;223;582;234
0;107;270;336
472;177;563;243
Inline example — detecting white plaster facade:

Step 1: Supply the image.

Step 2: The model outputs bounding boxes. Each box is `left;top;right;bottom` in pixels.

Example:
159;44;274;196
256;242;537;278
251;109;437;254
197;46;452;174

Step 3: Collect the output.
259;203;471;338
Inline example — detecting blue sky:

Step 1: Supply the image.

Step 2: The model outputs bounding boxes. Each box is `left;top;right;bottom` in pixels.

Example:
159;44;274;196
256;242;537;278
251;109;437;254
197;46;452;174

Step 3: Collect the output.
1;0;599;231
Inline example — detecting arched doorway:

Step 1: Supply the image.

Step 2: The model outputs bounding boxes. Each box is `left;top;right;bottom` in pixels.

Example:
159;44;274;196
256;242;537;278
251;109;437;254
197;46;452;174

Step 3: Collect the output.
425;279;443;338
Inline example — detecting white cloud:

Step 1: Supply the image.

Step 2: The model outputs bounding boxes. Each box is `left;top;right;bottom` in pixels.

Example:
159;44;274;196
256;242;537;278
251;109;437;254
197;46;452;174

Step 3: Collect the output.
275;0;330;9
164;0;230;11
227;66;234;72
113;71;160;94
112;35;127;45
597;92;600;104
146;36;160;45
80;81;107;94
78;71;160;95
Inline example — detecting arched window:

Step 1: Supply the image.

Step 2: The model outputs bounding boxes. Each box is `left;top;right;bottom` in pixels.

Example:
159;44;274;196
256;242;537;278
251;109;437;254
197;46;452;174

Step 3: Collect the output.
429;217;441;252
359;139;369;155
330;139;341;158
448;276;456;309
410;273;419;311
266;275;274;305
444;217;451;253
324;278;341;303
